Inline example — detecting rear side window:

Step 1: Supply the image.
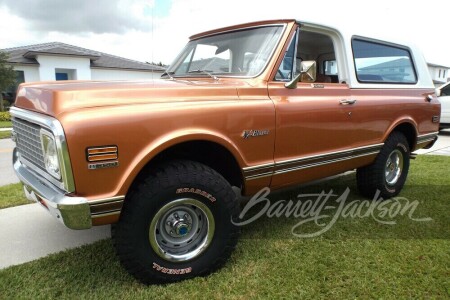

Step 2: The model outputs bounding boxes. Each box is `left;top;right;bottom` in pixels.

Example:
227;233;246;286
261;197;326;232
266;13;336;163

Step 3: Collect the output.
352;38;417;84
323;60;338;75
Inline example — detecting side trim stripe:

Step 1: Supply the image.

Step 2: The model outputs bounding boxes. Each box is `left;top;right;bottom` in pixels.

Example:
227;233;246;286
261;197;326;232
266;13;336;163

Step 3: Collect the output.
89;196;124;218
416;132;439;144
243;143;384;181
274;150;380;175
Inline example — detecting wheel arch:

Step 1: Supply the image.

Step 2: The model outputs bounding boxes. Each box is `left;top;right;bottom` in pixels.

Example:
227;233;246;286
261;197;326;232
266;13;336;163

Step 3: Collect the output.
139;140;244;188
384;119;418;151
119;133;245;197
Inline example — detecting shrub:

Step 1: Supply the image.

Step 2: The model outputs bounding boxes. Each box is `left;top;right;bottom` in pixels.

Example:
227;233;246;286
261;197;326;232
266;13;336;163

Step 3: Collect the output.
2;100;10;111
0;111;11;121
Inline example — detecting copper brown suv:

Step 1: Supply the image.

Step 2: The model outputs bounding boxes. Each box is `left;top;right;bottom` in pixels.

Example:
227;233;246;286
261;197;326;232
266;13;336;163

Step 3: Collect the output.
11;20;440;283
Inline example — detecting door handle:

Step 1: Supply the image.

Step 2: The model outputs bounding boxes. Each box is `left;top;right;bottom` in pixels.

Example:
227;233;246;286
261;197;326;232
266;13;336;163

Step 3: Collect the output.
340;99;357;105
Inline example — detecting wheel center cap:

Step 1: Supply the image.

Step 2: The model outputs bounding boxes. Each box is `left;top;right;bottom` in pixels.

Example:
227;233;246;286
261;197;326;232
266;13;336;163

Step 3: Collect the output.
176;223;189;236
388;163;395;171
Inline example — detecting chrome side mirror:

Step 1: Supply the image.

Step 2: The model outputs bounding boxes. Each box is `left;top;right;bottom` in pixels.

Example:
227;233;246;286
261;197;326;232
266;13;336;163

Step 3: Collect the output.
285;61;317;89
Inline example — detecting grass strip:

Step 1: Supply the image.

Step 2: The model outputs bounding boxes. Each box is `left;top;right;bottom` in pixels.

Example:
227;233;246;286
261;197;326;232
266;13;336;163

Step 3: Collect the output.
0;183;28;209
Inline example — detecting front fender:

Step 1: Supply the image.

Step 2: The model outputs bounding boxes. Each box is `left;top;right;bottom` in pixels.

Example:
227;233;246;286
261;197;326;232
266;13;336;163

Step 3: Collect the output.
116;129;247;196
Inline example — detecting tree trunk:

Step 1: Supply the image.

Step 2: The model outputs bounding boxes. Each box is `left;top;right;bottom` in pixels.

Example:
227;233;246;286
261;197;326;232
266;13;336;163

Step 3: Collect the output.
0;93;4;112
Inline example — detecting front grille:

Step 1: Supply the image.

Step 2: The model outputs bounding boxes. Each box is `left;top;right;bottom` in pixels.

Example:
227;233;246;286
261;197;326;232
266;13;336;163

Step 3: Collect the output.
12;118;46;170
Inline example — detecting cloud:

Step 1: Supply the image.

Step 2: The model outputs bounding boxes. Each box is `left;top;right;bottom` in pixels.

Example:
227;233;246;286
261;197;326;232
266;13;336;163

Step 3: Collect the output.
1;0;450;68
1;0;153;34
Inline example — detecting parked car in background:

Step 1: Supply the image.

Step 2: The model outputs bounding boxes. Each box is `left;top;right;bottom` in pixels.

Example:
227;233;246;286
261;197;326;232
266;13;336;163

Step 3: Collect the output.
437;81;450;129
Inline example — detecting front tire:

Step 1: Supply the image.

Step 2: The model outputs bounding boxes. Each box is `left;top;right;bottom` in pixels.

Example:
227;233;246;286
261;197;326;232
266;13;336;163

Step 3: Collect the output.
112;160;240;284
357;132;410;199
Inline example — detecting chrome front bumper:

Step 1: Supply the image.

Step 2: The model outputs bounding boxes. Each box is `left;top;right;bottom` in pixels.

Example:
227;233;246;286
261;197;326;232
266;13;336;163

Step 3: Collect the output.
13;148;92;230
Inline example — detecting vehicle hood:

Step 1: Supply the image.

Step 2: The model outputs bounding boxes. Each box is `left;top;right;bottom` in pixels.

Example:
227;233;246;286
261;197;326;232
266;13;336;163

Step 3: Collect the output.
14;79;243;117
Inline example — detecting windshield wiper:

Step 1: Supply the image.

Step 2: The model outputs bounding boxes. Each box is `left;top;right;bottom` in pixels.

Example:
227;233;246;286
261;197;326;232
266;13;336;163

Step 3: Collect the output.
187;69;218;81
161;71;174;80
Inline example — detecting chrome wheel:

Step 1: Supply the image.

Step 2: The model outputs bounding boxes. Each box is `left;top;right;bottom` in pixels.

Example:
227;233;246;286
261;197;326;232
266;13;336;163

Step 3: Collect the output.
149;198;215;262
385;149;403;185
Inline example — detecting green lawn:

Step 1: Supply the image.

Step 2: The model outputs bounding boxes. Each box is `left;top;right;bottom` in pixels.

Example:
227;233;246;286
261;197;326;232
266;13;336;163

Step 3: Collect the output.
0;183;28;209
0;130;11;139
0;120;12;128
0;155;449;299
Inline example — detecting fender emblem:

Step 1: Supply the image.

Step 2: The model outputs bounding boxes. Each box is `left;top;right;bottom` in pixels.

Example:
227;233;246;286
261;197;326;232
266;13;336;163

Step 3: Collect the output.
242;129;270;139
88;161;119;170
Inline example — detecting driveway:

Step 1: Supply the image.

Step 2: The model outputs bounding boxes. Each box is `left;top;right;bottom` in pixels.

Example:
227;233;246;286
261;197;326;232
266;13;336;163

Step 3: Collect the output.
0;138;18;186
414;129;450;155
0;204;110;269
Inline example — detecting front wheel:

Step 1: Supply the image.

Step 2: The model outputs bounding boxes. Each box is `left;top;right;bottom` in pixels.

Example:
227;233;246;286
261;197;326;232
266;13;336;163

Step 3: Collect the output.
112;160;240;284
357;132;410;199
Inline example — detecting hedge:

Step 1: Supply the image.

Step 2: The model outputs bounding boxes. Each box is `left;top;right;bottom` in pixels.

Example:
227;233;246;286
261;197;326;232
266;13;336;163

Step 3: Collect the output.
0;111;11;121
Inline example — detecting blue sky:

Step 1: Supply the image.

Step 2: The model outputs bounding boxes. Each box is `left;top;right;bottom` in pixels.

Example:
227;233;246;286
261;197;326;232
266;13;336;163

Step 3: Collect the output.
146;0;172;17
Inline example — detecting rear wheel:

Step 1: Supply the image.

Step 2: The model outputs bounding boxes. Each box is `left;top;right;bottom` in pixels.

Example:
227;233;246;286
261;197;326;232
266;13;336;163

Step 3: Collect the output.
357;132;410;199
112;160;240;284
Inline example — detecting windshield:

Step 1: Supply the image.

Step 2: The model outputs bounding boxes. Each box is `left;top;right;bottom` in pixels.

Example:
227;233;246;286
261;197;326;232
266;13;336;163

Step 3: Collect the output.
164;25;284;78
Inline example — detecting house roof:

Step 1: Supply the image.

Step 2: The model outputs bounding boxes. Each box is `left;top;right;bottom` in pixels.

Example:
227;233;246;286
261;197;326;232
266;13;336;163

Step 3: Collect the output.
427;62;450;69
1;42;165;72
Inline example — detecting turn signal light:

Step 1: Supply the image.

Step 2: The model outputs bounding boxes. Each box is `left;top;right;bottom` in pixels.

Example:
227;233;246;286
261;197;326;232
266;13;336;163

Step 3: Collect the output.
86;146;118;162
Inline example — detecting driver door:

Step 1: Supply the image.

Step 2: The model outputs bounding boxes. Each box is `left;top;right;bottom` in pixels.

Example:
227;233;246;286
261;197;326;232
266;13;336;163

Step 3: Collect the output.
269;29;359;189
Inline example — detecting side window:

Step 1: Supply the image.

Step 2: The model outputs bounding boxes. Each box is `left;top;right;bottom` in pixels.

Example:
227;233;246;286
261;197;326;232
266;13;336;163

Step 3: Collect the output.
324;60;338;75
352;39;417;84
275;29;339;83
275;32;297;81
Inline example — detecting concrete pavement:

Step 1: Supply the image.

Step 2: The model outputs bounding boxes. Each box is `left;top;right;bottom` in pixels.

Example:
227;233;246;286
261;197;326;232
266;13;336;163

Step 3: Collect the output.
1;136;110;270
414;129;450;156
0;129;449;270
0;138;19;186
0;204;110;269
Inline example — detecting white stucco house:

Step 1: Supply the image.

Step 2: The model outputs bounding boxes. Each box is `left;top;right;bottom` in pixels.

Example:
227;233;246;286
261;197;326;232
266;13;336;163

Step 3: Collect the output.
1;42;165;105
2;41;165;82
427;63;449;87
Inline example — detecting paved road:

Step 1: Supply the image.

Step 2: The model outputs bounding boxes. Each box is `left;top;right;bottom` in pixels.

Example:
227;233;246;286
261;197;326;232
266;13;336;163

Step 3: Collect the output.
0;138;18;186
0;129;449;270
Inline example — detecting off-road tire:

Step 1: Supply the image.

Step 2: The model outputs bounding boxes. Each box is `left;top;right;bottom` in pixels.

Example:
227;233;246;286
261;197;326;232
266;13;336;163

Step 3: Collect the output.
357;131;410;199
112;160;240;284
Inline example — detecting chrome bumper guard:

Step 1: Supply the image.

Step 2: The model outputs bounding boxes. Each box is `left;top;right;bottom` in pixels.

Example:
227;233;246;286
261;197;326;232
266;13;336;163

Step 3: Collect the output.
13;148;92;230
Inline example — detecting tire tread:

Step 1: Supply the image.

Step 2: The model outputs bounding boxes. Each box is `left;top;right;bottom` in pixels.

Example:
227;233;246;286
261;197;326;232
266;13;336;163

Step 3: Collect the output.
112;160;239;284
